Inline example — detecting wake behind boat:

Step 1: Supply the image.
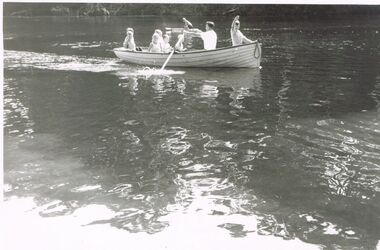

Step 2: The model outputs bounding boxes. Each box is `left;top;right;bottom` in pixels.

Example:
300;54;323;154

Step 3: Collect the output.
113;42;262;68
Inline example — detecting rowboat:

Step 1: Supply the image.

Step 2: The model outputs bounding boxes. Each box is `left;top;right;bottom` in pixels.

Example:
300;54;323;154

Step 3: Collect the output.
113;42;262;68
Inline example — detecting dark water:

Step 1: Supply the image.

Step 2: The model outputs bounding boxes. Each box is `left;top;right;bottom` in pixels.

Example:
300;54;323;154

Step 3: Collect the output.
3;16;380;249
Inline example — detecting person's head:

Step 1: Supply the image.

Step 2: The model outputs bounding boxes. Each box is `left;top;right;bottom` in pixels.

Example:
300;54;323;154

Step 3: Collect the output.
126;27;134;34
205;21;215;31
126;30;133;39
154;29;163;37
152;33;160;43
163;34;170;43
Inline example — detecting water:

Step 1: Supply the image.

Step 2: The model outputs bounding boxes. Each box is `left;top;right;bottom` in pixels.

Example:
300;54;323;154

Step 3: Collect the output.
3;16;380;249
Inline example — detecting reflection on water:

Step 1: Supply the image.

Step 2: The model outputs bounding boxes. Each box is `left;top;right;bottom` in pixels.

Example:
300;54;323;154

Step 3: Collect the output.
4;16;380;249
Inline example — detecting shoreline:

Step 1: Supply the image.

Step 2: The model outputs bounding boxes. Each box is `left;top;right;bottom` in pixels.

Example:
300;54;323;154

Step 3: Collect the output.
4;3;380;21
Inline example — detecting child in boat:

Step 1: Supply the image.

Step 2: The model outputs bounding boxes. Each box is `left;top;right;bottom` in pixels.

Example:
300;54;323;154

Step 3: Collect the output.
148;33;162;52
154;29;165;49
175;34;186;52
162;34;173;53
123;27;136;51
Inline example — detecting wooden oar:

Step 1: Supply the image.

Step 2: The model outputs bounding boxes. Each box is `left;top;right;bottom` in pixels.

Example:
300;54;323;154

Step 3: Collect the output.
160;49;175;72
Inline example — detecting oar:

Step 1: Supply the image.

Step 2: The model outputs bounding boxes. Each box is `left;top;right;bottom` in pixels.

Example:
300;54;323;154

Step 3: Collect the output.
160;49;175;72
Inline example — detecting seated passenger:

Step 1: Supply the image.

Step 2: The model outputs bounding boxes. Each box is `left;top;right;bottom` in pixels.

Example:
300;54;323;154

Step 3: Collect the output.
154;29;165;49
123;27;136;51
162;34;173;53
148;33;162;52
230;15;254;46
174;34;186;52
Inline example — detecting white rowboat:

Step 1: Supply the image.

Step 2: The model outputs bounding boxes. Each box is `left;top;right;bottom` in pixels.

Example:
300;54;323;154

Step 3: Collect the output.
113;42;262;68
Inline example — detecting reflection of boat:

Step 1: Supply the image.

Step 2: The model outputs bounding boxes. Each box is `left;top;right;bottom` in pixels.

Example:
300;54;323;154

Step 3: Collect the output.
115;67;261;94
113;42;262;68
183;68;262;103
181;68;262;90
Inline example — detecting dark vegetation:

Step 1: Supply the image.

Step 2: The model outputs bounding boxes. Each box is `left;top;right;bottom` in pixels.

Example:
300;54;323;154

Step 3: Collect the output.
4;3;380;20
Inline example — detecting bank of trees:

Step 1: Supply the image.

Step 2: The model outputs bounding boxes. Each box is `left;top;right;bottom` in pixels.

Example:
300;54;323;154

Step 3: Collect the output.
4;3;380;20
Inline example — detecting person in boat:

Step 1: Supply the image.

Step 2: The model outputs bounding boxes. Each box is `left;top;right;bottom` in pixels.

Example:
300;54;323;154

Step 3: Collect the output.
184;21;217;50
230;15;254;46
162;34;173;53
174;34;186;52
123;27;136;51
154;29;165;50
148;33;162;52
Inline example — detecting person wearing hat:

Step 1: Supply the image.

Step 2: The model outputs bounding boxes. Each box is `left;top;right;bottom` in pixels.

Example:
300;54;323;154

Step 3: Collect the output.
154;29;165;50
184;21;217;50
148;33;162;53
123;27;136;51
231;15;254;46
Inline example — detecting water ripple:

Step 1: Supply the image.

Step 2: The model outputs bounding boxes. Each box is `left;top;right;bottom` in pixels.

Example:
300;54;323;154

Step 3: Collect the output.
160;127;191;155
4;50;121;73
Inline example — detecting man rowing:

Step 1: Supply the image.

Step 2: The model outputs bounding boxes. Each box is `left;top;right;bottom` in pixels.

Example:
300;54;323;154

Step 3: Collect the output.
230;15;254;46
183;20;217;50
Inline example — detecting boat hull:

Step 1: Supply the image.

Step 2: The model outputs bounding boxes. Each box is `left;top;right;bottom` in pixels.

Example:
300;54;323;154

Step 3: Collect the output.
113;43;262;68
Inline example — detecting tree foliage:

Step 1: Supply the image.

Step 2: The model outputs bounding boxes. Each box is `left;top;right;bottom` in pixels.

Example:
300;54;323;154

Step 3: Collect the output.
4;3;380;20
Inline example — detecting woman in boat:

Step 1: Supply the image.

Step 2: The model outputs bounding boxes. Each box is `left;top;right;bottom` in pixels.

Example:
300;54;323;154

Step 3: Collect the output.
184;21;217;50
154;29;165;50
148;33;162;53
162;34;173;53
123;27;136;51
230;15;254;46
174;34;186;52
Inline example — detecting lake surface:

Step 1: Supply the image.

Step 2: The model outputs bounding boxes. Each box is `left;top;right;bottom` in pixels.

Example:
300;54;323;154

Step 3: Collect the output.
3;16;380;249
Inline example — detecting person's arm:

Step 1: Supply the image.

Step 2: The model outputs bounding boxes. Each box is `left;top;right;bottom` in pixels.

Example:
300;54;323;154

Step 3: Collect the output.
184;30;202;38
241;34;254;44
148;42;153;52
192;28;202;33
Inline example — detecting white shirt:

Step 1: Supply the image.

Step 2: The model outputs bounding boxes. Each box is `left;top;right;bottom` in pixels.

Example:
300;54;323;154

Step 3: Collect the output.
123;37;136;50
200;30;217;50
231;29;251;46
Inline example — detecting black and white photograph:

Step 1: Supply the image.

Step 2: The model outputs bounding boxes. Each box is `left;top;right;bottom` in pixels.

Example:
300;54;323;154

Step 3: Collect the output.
2;1;380;249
